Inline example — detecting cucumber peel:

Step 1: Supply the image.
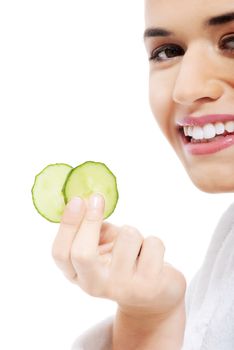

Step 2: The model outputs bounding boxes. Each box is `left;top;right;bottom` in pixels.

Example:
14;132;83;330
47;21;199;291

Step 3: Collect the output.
32;161;119;222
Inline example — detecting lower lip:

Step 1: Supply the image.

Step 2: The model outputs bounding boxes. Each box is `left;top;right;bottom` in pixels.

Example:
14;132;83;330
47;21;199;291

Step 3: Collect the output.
180;132;234;155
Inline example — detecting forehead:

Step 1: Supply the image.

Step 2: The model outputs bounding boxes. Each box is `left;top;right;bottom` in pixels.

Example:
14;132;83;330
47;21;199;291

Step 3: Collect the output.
144;0;234;27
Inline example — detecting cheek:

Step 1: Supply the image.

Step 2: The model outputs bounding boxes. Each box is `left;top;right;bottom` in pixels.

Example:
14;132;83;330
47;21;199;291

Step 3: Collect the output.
148;71;175;137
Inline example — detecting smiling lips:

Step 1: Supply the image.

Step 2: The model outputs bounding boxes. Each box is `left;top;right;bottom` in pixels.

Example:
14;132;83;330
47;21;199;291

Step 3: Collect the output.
177;114;234;155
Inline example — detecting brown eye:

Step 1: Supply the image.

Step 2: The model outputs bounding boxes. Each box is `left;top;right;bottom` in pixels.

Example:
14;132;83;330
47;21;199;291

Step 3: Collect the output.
220;34;234;52
149;44;184;62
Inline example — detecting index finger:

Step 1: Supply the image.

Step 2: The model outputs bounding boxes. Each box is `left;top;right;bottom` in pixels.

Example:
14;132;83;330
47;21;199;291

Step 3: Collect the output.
70;193;105;264
52;197;85;274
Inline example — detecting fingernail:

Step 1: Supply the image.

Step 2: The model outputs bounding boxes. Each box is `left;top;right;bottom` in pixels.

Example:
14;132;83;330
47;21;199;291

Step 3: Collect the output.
67;197;83;213
88;193;104;210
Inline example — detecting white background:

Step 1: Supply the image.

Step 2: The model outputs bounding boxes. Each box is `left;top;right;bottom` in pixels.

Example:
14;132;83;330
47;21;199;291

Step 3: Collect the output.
0;1;233;349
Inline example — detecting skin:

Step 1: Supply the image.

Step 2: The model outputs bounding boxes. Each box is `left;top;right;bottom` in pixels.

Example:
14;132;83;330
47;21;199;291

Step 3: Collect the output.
52;194;186;350
52;0;234;349
145;0;234;193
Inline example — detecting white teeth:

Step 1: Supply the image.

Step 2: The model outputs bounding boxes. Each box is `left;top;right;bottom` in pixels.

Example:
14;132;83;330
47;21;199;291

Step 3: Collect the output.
215;122;225;135
182;121;234;139
192;126;204;140
188;126;193;137
203;123;216;139
225;121;234;133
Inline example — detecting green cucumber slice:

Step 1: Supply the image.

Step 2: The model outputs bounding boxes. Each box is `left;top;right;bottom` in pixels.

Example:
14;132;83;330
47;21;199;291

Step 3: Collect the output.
63;161;118;219
32;163;72;223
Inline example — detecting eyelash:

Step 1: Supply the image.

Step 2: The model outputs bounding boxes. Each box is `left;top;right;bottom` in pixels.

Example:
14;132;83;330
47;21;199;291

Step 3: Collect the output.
149;34;234;62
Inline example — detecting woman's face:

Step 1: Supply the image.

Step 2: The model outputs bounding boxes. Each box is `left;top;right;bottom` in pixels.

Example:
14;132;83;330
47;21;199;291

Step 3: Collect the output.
144;0;234;193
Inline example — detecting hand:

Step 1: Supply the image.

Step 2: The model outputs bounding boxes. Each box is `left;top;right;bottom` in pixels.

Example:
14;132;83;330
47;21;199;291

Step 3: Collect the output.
52;193;186;318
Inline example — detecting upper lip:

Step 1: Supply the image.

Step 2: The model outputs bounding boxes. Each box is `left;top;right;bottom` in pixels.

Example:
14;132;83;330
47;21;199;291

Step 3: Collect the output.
176;114;234;128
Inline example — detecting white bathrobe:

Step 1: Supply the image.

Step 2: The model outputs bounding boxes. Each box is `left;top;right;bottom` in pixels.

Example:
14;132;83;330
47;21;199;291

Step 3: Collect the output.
72;202;234;350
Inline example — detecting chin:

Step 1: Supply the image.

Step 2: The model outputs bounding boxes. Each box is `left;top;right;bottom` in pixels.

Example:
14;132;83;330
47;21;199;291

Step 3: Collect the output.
187;172;234;194
192;180;223;194
177;150;234;194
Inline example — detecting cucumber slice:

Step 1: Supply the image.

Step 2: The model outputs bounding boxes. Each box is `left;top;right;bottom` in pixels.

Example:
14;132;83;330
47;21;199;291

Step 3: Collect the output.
32;163;72;223
63;161;118;219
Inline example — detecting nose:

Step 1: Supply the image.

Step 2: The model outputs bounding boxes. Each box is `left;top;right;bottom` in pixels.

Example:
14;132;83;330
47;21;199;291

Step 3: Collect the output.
172;46;224;106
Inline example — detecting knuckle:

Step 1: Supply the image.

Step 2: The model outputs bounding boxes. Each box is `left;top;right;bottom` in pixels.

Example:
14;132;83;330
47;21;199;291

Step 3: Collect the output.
71;249;94;265
147;236;165;251
84;215;99;223
85;208;102;223
51;247;69;264
120;225;143;241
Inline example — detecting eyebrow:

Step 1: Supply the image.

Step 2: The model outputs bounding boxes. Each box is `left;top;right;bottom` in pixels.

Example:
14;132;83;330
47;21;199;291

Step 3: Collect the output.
205;12;234;26
143;28;172;40
144;12;234;40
